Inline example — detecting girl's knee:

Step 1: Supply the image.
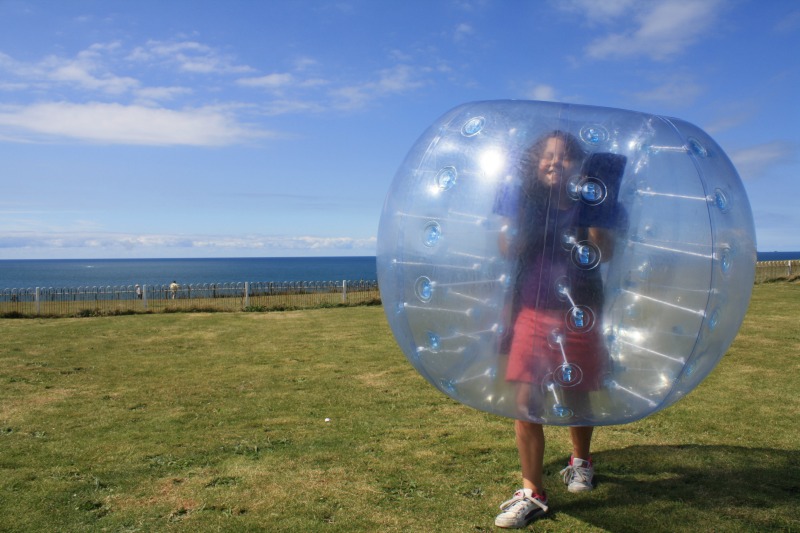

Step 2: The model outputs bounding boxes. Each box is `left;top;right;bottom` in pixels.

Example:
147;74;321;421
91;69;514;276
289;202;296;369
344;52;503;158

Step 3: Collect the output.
515;420;544;439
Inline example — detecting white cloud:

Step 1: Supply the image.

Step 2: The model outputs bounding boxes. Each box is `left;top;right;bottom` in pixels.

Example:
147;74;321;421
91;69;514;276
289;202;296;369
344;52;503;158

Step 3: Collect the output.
633;76;704;106
332;64;425;110
235;61;328;96
293;56;318;71
261;99;325;116
560;0;724;61
557;0;638;24
0;53;36;79
453;0;491;13
298;77;329;89
774;9;800;33
528;84;558;102
0;81;28;91
0;42;275;144
0;102;267;146
703;103;757;134
0;231;377;255
729;141;795;181
49;42;140;94
376;64;424;93
454;23;474;42
0;51;15;69
237;73;295;89
49;61;138;93
128;39;254;74
0;44;140;95
0;36;431;145
134;86;193;103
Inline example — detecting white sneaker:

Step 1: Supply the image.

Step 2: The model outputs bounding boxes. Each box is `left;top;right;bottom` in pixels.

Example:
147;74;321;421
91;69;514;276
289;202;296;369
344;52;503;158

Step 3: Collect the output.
494;489;548;529
560;457;594;492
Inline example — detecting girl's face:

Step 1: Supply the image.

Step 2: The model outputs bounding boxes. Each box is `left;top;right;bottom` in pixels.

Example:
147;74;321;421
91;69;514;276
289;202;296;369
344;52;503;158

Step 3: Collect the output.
537;136;576;187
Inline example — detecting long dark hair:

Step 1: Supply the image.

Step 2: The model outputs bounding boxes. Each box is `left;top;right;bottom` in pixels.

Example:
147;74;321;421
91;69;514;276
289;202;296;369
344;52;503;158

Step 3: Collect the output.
514;130;585;263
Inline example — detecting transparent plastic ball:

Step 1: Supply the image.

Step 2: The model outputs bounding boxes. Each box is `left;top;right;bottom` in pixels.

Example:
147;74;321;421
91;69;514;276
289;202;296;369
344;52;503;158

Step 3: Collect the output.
377;100;756;425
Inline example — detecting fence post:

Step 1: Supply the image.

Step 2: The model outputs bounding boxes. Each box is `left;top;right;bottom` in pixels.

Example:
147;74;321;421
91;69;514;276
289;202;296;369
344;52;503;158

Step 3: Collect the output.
342;280;347;303
35;287;40;315
244;281;249;309
142;284;148;310
788;261;793;277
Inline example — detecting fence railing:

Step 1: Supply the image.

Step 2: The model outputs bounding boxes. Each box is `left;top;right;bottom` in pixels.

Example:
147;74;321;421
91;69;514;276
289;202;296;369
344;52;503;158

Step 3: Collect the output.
754;260;799;284
0;280;380;317
0;261;796;317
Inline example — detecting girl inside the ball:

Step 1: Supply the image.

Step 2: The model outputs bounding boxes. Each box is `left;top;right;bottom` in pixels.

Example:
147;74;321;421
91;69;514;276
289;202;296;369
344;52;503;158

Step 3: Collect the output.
494;129;628;528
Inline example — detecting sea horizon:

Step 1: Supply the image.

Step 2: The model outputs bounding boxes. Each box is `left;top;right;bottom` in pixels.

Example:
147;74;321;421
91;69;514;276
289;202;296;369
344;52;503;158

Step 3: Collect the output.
1;252;797;291
0;256;379;291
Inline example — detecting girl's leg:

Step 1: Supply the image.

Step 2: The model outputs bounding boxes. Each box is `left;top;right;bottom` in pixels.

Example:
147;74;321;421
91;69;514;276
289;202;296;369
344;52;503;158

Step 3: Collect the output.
515;420;546;494
563;425;595;492
569;425;594;460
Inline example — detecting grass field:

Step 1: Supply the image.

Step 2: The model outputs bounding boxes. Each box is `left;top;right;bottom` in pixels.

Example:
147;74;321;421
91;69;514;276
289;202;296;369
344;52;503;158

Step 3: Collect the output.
1;282;798;532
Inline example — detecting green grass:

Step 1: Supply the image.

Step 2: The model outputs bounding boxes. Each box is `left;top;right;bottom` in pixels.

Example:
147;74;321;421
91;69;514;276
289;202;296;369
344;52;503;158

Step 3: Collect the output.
1;283;798;532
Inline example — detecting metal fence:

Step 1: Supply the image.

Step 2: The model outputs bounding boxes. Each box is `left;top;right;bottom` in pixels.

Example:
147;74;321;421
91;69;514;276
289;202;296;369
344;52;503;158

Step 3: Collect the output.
0;280;380;317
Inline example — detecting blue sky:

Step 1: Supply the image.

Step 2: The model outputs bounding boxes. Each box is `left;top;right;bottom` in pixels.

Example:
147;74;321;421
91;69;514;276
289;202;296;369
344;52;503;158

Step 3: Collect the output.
0;0;797;259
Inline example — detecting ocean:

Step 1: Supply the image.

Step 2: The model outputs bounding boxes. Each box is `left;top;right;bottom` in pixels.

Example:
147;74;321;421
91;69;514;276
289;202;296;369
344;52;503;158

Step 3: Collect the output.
757;251;800;262
0;256;378;290
0;252;797;291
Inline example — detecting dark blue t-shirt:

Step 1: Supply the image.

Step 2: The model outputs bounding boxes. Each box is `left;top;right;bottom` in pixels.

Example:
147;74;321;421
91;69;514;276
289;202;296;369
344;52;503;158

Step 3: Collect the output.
494;180;627;310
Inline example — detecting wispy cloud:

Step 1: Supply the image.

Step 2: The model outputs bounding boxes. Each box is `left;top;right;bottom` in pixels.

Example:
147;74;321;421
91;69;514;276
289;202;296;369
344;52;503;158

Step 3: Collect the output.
0;36;433;145
558;0;638;24
127;39;254;74
453;23;475;42
730;141;795;181
774;9;800;33
453;0;491;13
0;102;268;146
2;45;195;105
331;64;426;110
560;0;724;61
632;75;705;106
133;86;193;104
528;84;558;102
0;43;139;95
260;99;325;116
703;102;758;134
234;56;330;109
0;41;269;145
236;72;295;89
0;231;377;254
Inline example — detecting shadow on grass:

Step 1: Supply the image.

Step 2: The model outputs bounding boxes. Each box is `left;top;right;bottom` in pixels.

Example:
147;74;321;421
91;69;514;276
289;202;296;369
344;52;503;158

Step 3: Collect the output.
545;444;799;532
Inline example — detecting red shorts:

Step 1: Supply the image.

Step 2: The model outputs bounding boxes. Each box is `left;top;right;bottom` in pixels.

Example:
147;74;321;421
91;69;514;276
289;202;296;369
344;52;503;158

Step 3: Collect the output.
506;306;609;392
